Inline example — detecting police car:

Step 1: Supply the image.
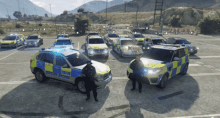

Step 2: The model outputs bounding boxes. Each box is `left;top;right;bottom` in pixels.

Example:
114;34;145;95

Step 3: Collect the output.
86;33;100;42
56;34;69;40
30;48;112;94
103;33;120;45
143;37;167;50
51;38;74;49
85;36;109;58
129;32;145;45
127;44;189;88
0;34;24;48
112;37;143;57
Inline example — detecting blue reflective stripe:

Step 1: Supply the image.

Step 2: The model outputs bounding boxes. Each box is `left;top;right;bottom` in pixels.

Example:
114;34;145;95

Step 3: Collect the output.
171;68;177;77
178;58;182;66
53;65;61;75
71;69;81;78
37;61;45;71
185;55;188;62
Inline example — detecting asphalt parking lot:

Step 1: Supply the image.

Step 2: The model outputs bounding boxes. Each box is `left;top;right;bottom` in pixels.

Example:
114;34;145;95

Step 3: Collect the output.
0;34;220;118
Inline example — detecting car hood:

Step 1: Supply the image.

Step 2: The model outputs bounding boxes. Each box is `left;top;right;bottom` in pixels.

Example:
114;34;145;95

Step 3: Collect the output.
121;45;142;51
138;58;166;68
135;38;145;41
88;44;108;49
52;45;73;49
108;38;119;40
26;39;39;42
74;60;111;75
185;44;195;48
0;41;15;44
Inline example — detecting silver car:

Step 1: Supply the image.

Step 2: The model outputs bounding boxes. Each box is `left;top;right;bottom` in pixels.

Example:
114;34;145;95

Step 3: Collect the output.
24;35;43;47
103;33;120;46
166;37;199;55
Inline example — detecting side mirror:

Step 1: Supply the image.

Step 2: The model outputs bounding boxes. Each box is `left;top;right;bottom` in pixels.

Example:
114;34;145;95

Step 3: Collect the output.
173;57;180;61
63;64;69;68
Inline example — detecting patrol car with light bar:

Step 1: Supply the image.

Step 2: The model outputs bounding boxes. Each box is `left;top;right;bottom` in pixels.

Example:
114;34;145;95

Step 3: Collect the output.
143;37;167;50
129;32;145;45
85;36;109;58
51;37;74;50
0;34;24;48
30;48;112;94
112;37;143;57
103;33;120;45
127;44;189;88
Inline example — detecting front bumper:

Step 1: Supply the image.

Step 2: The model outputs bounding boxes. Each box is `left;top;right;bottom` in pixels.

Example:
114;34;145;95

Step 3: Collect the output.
25;42;38;47
0;43;16;47
121;51;143;57
96;73;112;89
88;49;109;57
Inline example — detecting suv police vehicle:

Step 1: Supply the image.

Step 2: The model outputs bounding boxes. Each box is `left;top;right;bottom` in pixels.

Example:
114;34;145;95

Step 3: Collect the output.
129;32;145;45
143;37;167;50
103;33;120;46
86;32;100;42
51;38;74;49
85;36;109;58
0;34;24;48
127;44;189;88
30;48;112;94
112;37;143;57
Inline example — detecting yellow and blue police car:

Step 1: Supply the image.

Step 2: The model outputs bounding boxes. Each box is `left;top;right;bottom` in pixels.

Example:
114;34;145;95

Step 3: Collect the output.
143;37;167;50
51;37;74;49
112;37;143;57
85;36;109;58
127;44;189;88
129;32;145;45
30;48;112;94
0;34;24;48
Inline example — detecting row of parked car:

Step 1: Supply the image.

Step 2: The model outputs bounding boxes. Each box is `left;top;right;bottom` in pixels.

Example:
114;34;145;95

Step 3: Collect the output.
0;34;44;49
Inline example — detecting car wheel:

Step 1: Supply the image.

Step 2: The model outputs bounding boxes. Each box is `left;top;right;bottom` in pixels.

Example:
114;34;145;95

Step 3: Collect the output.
34;69;47;83
76;79;86;94
120;50;123;57
157;75;168;88
180;63;189;75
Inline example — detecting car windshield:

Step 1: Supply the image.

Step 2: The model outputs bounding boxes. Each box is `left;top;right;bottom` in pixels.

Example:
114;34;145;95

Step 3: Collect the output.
89;38;104;44
152;39;166;45
121;40;135;45
134;34;144;38
28;36;38;39
108;34;119;37
66;53;90;66
89;33;99;36
3;36;16;40
142;48;174;62
55;40;71;45
175;39;190;44
57;35;69;38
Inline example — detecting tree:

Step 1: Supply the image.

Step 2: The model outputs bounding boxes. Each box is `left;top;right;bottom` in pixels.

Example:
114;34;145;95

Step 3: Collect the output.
74;16;90;34
198;17;220;34
23;14;27;17
169;16;181;27
45;13;48;17
13;11;22;18
77;8;84;13
62;10;68;15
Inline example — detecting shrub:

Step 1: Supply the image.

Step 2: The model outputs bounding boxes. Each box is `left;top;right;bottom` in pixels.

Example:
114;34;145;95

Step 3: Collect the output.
0;29;5;34
15;24;22;28
198;17;220;34
39;23;43;27
169;16;181;27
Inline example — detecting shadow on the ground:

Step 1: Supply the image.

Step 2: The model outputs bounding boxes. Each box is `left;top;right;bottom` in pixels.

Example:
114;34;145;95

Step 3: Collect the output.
124;74;199;118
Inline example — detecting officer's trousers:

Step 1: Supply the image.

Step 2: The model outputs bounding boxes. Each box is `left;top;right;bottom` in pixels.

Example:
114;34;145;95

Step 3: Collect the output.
131;78;142;91
85;83;97;99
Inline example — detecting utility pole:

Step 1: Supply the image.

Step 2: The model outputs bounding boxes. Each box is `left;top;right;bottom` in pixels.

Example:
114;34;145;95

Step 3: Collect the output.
17;0;20;12
6;8;10;18
106;0;108;20
23;8;25;14
160;0;165;35
136;3;139;30
49;4;52;17
124;2;127;12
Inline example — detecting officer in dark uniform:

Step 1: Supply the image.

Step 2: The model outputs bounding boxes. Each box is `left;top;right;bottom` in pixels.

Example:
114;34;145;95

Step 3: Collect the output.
129;56;144;93
81;61;98;101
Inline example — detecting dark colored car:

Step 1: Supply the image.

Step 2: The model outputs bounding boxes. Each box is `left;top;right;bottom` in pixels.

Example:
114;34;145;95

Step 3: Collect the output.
24;35;43;47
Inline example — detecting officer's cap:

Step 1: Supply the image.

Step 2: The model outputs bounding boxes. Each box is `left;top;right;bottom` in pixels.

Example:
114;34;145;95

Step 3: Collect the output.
87;61;92;65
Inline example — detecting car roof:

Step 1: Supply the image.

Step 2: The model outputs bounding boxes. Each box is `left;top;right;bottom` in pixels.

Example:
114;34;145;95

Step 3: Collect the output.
89;36;102;39
40;48;79;56
149;37;164;40
57;38;71;40
152;44;186;50
119;38;133;40
132;32;142;35
29;35;38;36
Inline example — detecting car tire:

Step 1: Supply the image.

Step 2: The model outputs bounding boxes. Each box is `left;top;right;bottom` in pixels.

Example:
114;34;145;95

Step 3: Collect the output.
34;69;48;83
157;75;168;88
180;63;189;75
120;50;123;57
37;43;40;47
76;78;86;94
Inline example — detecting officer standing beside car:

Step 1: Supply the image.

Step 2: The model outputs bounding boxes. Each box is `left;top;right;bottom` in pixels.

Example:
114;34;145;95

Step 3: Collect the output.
81;61;99;101
129;56;144;93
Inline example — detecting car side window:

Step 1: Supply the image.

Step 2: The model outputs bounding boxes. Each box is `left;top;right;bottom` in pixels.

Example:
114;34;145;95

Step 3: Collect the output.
173;49;181;60
148;39;152;43
56;56;69;67
36;53;44;61
42;53;54;64
179;48;186;58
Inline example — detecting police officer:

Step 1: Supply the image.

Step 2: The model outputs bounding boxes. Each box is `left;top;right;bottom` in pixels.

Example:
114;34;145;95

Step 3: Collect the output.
81;61;98;101
129;56;144;93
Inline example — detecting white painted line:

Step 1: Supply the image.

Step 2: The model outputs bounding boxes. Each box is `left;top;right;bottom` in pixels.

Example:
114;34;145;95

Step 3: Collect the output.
189;64;200;66
0;51;17;61
0;62;29;64
166;113;220;118
78;42;79;50
198;56;220;58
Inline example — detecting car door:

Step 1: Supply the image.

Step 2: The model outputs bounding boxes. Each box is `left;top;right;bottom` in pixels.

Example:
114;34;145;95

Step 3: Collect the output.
41;53;55;78
170;49;183;78
54;55;71;81
36;53;46;71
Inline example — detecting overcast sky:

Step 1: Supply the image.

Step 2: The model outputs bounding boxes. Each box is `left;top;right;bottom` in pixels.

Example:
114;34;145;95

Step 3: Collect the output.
29;0;114;15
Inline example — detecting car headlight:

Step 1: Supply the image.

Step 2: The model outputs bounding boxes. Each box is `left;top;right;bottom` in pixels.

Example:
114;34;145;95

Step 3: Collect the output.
24;42;27;44
196;47;199;50
148;69;162;75
34;42;38;44
88;48;94;54
104;49;109;53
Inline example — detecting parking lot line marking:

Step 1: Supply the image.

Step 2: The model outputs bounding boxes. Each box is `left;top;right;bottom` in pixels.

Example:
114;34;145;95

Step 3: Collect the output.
0;62;29;64
166;113;220;118
0;51;17;61
189;64;200;66
78;42;79;50
198;56;220;58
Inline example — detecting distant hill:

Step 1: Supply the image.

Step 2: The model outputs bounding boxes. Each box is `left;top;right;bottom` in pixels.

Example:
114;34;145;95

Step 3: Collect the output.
98;0;218;13
0;0;54;19
68;0;131;14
